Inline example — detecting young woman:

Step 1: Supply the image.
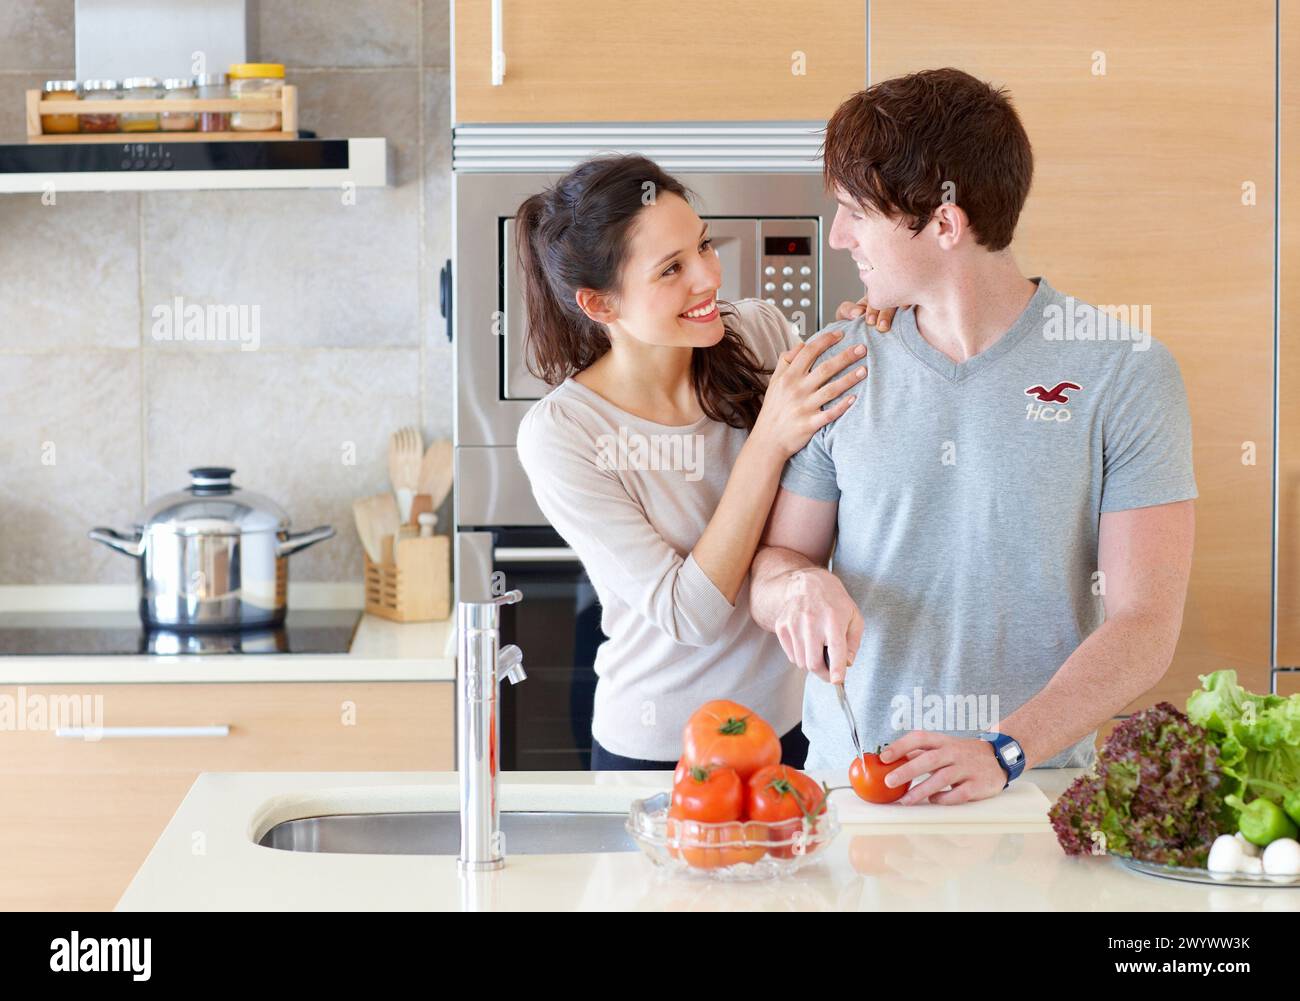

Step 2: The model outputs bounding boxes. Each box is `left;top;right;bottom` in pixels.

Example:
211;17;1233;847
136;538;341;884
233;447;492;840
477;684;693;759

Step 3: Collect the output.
514;154;886;770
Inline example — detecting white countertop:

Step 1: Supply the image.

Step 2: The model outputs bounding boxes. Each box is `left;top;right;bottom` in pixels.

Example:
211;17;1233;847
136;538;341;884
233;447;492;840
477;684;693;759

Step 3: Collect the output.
115;768;1300;911
0;585;455;684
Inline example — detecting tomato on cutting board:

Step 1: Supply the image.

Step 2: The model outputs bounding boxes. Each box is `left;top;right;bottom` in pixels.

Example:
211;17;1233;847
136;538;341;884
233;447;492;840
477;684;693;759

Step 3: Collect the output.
681;700;781;781
849;746;909;804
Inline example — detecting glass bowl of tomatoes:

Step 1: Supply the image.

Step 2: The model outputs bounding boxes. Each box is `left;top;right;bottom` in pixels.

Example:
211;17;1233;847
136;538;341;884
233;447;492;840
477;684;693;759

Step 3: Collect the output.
625;791;841;880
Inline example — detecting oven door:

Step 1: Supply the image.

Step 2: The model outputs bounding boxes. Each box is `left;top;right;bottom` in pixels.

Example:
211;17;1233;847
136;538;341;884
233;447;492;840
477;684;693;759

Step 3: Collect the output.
474;527;605;770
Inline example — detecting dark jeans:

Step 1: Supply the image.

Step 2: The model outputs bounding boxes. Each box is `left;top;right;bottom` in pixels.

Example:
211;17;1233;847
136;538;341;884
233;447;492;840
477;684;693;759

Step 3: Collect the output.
591;723;809;771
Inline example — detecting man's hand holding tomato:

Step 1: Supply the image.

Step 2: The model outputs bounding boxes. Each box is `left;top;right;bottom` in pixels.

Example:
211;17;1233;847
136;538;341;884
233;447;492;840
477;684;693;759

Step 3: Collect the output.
878;731;1008;805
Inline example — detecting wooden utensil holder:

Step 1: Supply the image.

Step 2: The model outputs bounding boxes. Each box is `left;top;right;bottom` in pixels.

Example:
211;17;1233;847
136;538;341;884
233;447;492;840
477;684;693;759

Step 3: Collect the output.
363;531;450;622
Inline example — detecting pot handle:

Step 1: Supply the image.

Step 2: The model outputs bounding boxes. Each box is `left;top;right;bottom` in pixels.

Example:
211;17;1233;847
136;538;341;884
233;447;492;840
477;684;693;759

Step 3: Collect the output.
88;527;144;558
276;524;335;558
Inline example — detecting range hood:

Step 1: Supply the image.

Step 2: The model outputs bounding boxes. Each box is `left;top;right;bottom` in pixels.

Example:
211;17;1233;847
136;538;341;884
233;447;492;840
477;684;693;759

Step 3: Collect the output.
0;0;390;193
0;137;389;193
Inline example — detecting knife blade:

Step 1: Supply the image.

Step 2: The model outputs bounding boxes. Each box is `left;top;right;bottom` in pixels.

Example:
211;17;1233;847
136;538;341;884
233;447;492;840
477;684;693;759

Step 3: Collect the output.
825;648;864;762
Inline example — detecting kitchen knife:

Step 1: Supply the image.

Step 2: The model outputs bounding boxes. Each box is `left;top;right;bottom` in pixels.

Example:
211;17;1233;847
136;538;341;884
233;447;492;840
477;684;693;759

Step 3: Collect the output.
825;648;865;762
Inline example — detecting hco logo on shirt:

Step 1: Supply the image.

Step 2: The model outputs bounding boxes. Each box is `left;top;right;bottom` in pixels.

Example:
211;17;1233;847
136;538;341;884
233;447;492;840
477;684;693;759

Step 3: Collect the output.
1025;381;1083;422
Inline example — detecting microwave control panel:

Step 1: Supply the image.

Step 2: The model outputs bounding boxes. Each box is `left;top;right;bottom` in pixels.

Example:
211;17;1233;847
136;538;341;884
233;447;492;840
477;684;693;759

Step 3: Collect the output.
759;218;819;334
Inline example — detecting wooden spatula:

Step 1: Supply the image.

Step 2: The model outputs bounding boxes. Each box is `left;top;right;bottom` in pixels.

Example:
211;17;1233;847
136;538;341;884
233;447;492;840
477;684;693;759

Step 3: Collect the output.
352;493;400;563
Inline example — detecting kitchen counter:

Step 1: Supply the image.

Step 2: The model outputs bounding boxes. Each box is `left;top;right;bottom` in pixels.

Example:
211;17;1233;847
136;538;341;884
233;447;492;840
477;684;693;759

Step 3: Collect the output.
115;768;1300;911
0;585;454;683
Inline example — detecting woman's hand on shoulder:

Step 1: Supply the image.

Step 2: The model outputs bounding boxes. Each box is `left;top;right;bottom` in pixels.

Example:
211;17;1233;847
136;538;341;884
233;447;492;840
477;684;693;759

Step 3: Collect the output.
835;295;907;331
751;326;868;459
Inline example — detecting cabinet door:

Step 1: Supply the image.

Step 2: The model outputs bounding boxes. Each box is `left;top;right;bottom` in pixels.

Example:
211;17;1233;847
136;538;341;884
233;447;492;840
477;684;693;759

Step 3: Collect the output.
1274;3;1299;687
871;1;1276;708
453;0;865;122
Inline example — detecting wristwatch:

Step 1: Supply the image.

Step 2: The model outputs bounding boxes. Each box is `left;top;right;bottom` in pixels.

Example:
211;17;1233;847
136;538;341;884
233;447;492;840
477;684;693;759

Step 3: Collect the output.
977;732;1025;789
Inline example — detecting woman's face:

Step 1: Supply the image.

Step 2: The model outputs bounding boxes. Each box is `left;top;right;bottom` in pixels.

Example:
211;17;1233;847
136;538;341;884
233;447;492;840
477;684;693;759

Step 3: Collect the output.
595;191;725;349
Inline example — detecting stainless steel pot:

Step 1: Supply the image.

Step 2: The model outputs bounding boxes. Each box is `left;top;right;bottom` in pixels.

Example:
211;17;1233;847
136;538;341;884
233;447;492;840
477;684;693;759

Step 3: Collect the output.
89;466;335;631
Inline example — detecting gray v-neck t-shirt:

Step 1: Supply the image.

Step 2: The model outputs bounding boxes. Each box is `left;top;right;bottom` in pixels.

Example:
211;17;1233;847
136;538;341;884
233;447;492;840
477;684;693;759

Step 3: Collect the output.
779;276;1197;770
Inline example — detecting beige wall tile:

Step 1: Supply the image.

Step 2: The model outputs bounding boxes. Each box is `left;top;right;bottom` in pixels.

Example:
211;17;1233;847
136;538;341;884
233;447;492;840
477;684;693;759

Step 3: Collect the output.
255;0;418;68
140;185;419;351
423;0;450;68
0;0;74;71
0;192;140;352
0;351;141;584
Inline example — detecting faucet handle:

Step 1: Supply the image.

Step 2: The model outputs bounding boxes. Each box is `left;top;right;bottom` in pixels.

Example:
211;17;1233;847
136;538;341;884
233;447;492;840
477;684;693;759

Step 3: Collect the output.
497;644;526;685
489;589;523;607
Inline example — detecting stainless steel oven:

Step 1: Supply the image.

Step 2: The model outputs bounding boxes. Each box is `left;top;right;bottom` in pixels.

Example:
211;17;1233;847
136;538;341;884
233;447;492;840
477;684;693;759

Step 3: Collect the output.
450;152;862;768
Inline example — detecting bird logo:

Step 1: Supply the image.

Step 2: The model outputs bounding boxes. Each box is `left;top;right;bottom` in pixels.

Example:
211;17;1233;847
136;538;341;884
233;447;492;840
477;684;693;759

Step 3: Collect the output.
1025;381;1082;404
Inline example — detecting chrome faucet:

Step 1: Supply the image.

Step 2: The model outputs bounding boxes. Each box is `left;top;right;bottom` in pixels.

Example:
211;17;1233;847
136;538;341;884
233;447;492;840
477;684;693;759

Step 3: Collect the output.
456;589;526;871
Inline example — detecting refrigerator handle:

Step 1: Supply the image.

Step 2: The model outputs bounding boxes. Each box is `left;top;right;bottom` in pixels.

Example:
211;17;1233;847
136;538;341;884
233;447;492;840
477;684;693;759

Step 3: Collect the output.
440;259;453;343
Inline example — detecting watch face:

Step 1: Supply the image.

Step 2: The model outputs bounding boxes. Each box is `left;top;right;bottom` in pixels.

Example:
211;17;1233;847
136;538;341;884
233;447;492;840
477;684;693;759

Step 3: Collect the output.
1004;742;1023;765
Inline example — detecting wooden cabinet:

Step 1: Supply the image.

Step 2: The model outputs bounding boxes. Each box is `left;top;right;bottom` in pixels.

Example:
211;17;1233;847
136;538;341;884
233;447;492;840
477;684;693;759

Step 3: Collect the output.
872;1;1277;710
0;682;452;910
1274;4;1299;684
453;0;865;123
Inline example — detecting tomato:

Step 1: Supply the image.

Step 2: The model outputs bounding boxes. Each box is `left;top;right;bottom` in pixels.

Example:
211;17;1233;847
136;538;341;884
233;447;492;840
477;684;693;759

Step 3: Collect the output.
849;746;909;804
746;765;830;859
681;700;781;781
746;765;828;822
666;810;765;869
670;764;743;823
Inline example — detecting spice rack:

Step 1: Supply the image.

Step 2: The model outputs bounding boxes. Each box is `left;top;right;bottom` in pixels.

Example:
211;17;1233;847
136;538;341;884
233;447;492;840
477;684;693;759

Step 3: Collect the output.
24;85;298;143
363;531;451;623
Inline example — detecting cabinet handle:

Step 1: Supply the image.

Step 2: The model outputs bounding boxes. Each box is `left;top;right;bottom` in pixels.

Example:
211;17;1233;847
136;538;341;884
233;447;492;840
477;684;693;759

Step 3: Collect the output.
54;725;231;739
491;0;506;86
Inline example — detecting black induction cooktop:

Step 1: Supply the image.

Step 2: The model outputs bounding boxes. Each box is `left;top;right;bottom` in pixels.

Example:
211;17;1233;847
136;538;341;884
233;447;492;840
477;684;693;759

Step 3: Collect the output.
0;609;363;656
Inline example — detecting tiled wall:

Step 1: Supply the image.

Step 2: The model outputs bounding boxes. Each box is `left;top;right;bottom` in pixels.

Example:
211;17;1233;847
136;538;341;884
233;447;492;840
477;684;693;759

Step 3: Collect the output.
0;0;452;584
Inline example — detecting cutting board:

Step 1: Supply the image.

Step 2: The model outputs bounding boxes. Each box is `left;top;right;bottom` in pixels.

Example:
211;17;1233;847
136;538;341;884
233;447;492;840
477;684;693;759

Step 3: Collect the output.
808;771;1053;824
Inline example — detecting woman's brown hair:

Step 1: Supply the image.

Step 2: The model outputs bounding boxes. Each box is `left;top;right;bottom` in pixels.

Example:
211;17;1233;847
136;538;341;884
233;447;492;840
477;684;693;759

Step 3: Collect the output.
515;155;770;430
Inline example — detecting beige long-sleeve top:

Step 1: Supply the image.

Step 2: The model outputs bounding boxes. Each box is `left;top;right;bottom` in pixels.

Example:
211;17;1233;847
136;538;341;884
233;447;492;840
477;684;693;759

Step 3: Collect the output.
516;298;806;760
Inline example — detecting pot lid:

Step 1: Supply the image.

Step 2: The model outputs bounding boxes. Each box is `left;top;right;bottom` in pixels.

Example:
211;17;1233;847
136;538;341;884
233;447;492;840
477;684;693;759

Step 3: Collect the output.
139;467;290;536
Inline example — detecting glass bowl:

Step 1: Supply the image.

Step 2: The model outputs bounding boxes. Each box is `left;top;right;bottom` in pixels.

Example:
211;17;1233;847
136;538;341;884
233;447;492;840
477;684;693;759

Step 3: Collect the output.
625;792;840;880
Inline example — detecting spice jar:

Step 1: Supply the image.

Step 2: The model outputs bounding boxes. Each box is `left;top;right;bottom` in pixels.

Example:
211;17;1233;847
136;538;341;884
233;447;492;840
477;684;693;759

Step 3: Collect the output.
196;73;230;132
120;77;162;131
80;79;120;133
161;77;197;131
40;80;80;134
228;63;284;131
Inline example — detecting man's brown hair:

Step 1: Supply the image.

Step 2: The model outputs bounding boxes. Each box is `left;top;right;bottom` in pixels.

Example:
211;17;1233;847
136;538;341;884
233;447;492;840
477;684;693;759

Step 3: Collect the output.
822;67;1033;252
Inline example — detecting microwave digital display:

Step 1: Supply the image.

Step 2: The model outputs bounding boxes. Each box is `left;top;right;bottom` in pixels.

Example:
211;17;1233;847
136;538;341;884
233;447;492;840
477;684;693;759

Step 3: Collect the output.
764;236;812;256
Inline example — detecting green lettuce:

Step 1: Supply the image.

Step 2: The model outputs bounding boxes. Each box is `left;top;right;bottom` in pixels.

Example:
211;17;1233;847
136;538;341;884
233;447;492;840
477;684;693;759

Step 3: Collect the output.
1185;670;1300;810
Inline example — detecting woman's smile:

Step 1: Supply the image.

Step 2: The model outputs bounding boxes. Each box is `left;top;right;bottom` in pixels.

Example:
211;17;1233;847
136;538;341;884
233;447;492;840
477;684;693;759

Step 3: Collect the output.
678;295;719;323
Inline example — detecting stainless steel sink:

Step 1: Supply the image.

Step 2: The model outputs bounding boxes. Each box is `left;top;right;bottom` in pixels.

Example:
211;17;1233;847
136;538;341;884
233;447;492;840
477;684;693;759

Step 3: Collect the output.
258;811;637;856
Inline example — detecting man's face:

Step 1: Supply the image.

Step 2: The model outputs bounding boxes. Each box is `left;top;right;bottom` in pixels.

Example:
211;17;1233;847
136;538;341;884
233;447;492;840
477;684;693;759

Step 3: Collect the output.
828;184;933;310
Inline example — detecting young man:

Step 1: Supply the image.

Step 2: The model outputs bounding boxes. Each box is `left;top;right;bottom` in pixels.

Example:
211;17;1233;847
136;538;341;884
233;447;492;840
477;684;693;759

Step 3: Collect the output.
749;68;1197;804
